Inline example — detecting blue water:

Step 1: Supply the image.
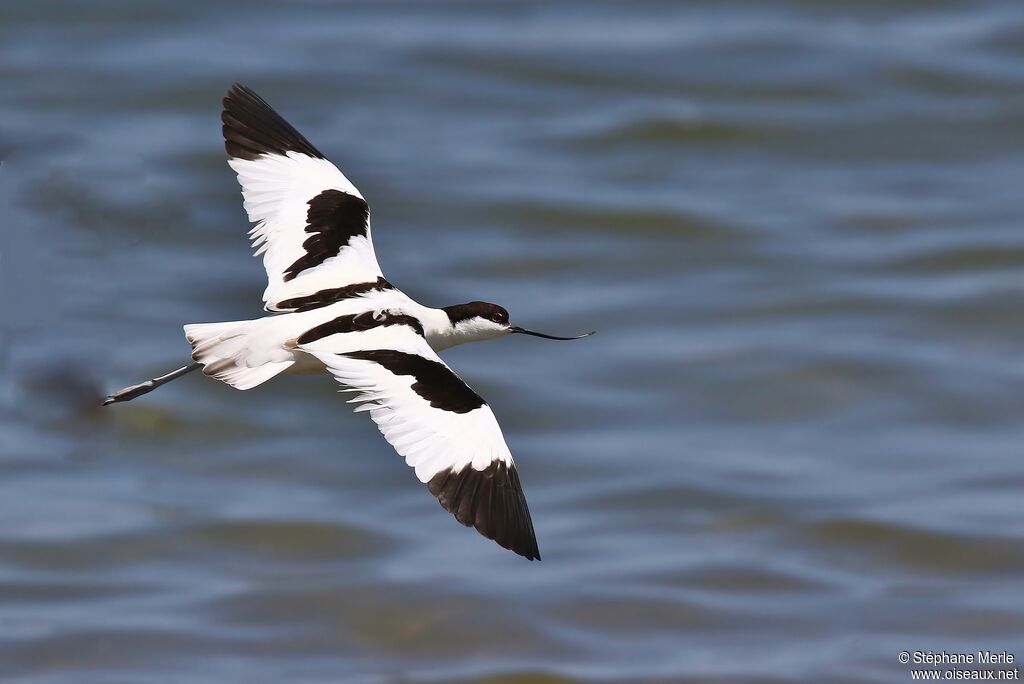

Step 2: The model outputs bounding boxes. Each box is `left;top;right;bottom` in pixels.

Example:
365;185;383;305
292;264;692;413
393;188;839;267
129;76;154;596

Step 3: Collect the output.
2;1;1024;682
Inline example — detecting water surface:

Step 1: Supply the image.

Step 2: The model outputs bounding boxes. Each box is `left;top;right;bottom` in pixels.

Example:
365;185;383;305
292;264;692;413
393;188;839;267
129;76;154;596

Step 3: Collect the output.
2;1;1024;682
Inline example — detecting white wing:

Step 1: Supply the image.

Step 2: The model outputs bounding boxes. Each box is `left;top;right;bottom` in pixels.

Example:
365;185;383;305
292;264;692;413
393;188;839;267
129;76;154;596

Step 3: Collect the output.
222;84;387;312
296;315;540;560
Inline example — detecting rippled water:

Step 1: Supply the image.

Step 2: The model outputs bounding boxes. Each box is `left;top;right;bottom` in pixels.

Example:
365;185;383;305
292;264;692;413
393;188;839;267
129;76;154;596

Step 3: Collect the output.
3;1;1024;682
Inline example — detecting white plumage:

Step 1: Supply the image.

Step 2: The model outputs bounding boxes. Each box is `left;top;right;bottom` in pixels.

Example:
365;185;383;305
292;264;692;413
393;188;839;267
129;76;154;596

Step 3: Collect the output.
228;152;383;311
304;333;513;484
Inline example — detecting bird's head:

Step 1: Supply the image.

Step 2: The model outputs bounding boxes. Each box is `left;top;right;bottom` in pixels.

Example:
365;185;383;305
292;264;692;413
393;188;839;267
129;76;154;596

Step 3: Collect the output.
441;301;594;346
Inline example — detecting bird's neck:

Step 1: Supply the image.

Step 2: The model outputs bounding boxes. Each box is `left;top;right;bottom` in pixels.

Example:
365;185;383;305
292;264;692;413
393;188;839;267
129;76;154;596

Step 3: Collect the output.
404;305;463;351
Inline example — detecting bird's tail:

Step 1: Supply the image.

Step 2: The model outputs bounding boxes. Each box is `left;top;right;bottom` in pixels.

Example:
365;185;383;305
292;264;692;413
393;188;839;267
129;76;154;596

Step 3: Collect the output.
103;318;297;406
184;319;294;390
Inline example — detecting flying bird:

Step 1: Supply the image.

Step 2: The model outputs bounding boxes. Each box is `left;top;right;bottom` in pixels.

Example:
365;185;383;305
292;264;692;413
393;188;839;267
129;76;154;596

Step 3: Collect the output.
103;84;593;560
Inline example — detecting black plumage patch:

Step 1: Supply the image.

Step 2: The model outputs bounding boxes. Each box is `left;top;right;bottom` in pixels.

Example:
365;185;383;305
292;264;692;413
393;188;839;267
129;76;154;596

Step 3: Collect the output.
342;350;485;414
275;277;393;312
428;461;540;561
297;311;424;345
222;83;325;161
442;301;509;326
283;189;370;282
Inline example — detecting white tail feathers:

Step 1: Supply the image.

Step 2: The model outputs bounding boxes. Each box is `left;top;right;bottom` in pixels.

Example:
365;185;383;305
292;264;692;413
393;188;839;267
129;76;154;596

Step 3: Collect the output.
184;320;294;390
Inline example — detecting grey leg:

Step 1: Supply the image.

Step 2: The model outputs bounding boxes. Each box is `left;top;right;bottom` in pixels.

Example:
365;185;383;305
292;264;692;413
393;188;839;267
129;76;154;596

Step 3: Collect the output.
102;362;202;406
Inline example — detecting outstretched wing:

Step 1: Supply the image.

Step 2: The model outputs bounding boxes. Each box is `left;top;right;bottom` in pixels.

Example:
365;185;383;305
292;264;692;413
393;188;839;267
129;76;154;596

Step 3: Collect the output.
222;84;386;312
296;316;540;560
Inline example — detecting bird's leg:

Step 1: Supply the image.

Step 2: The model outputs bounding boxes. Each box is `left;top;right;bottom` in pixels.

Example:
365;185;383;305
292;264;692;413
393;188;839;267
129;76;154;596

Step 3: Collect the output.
102;362;202;406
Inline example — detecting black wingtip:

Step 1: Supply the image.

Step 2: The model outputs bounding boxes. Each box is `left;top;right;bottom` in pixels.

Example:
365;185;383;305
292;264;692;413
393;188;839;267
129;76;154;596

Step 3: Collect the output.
222;83;324;161
427;461;541;561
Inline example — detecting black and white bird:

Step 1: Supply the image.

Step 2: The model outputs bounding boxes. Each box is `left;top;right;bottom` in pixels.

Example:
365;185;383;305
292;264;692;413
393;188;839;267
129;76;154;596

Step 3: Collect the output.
103;84;593;561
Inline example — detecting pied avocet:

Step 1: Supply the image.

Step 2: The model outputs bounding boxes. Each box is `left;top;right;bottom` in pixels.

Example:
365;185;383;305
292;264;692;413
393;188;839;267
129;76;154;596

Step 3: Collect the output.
104;84;593;560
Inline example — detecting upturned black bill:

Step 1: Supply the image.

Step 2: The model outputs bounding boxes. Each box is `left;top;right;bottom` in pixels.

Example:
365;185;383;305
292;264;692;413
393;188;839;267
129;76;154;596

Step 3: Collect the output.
509;326;595;341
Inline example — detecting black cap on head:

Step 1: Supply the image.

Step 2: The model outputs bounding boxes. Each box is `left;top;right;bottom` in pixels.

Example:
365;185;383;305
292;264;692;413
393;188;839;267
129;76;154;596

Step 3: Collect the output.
442;301;509;325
